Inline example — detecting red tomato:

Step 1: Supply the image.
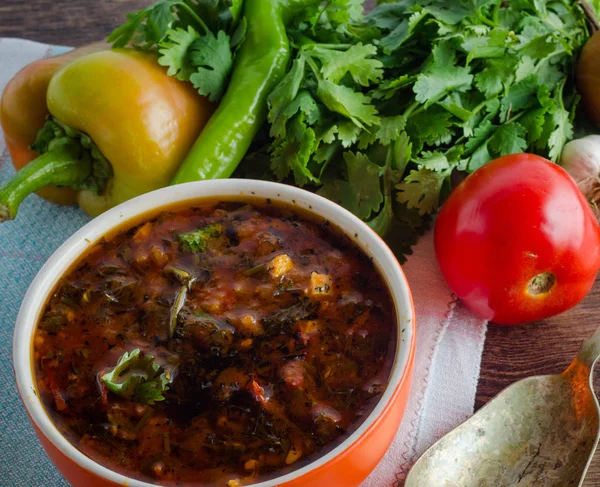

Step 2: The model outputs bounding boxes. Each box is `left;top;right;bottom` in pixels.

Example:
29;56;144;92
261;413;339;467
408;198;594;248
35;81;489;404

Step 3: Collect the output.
434;154;600;325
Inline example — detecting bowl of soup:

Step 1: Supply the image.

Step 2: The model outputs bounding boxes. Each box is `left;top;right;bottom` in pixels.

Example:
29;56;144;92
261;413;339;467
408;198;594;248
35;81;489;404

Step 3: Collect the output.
13;179;415;487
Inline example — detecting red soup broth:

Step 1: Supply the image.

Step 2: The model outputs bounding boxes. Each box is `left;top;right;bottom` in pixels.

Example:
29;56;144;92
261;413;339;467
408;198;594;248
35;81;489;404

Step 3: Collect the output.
33;200;397;486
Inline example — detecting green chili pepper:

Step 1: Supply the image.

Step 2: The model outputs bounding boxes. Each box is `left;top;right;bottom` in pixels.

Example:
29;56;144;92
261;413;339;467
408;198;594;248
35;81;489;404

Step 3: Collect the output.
171;0;320;184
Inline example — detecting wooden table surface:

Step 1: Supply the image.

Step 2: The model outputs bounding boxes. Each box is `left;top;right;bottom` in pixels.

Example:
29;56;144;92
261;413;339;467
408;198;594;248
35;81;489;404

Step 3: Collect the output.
2;0;600;484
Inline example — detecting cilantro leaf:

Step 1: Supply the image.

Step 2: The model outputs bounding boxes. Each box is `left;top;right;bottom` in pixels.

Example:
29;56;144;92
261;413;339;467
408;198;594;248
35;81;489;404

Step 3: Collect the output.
318;151;383;219
547;93;573;162
463;28;510;63
514;56;536;83
475;57;517;97
270;114;318;186
396;168;448;216
519;34;559;59
363;117;412;151
320;124;338;145
336;121;362;148
324;0;364;26
376;115;406;145
313;141;341;168
464;119;497;154
365;171;394;237
367;4;429;54
107;0;177;50
405;106;454;150
463;117;498;170
282;91;321;126
415;151;451;172
426;1;473;25
316;79;379;128
188;30;233;102
157;24;233;103
108;10;150;48
468;142;493;171
413;43;473;108
488;122;527;156
446;144;465;166
158;26;199;81
380;19;409;54
315;43;383;86
268;57;306;138
100;349;172;405
365;2;411;30
145;1;174;45
382;8;430;52
371;75;416;100
520;107;547;145
179;224;222;252
390;131;413;176
499;75;540;122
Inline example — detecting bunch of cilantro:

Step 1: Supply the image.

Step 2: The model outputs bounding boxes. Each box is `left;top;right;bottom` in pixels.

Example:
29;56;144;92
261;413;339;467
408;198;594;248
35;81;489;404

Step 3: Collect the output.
108;0;245;102
109;0;595;259
238;0;593;258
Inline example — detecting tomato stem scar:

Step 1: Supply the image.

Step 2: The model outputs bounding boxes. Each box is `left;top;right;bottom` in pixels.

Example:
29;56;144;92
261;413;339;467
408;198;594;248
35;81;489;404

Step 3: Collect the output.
528;272;557;295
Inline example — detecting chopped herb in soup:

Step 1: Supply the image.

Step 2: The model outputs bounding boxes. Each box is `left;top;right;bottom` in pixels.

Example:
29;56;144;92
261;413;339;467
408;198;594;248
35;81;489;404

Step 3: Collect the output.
34;201;397;486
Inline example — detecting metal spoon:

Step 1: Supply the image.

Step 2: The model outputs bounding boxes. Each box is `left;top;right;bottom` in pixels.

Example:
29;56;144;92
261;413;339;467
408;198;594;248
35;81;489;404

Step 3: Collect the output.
405;327;600;487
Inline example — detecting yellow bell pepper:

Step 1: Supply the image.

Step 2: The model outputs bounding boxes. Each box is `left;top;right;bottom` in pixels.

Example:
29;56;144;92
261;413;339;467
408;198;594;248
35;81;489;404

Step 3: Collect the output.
0;48;213;220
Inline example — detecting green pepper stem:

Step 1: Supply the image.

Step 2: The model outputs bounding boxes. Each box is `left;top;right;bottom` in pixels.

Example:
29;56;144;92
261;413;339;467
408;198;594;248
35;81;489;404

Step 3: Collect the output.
0;143;92;222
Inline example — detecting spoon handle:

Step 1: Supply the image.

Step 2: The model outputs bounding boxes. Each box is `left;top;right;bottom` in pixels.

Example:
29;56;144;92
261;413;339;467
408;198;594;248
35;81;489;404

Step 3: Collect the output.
573;327;600;487
577;326;600;372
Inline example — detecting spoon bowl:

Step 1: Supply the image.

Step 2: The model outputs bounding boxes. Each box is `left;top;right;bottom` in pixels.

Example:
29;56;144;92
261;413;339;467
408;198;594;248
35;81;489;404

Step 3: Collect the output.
405;329;600;486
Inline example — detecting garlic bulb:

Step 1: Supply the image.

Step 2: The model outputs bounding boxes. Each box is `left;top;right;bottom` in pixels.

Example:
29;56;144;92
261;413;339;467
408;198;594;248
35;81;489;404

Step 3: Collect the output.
560;135;600;214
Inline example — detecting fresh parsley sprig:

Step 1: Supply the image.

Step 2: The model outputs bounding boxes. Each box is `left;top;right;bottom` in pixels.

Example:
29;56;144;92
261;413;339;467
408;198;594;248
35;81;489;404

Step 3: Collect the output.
100;349;172;405
178;224;222;252
246;0;594;260
158;26;235;102
108;0;244;102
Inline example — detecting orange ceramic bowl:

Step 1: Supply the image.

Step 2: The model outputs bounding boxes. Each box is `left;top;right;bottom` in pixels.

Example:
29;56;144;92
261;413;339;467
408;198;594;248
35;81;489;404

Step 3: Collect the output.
13;180;415;487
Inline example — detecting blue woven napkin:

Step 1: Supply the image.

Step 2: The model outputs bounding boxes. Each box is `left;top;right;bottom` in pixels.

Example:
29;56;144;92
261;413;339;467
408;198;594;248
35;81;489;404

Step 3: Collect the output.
0;38;82;487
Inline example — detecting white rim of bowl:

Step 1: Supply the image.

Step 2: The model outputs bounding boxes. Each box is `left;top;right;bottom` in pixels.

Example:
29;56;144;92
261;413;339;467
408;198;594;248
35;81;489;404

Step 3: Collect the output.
13;179;414;487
